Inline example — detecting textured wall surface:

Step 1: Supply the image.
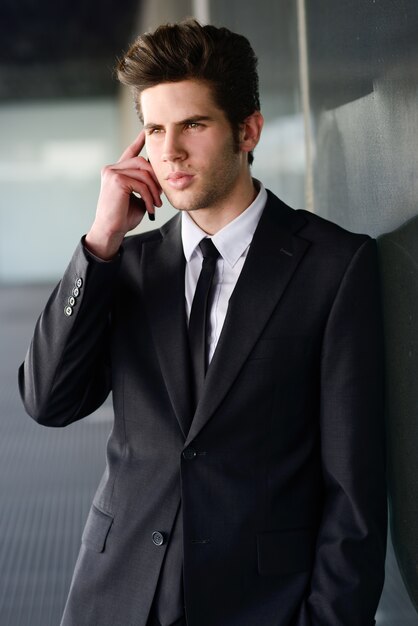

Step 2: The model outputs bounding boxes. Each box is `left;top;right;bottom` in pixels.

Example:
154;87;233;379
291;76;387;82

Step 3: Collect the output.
308;0;418;236
306;0;418;616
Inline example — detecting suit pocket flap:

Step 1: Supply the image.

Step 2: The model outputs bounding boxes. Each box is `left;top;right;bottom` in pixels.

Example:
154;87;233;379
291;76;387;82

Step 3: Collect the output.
82;505;114;553
257;527;316;576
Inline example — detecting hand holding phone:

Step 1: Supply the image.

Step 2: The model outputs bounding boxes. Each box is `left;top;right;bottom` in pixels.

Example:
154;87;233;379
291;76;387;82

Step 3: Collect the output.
85;131;162;260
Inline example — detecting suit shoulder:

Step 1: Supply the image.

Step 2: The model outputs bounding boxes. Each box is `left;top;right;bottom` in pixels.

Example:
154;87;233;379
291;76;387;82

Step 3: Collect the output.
121;213;180;254
265;190;372;260
297;208;371;250
122;228;161;251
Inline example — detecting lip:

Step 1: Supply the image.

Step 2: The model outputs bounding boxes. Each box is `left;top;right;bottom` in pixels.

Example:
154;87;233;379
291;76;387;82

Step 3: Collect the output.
166;171;195;190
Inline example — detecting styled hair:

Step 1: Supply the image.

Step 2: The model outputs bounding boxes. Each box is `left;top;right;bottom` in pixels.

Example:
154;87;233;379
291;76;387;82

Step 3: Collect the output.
116;19;260;164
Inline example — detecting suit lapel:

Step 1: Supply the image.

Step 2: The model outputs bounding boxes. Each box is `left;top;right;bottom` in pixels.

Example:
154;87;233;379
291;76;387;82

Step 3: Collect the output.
142;214;193;438
185;193;310;446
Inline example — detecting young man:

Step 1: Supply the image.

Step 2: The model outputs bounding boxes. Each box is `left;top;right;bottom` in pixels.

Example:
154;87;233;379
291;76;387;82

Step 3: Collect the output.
19;19;387;626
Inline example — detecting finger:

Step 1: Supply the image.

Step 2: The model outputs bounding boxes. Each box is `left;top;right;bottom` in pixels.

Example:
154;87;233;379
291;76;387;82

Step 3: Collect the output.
110;167;162;206
110;156;161;189
129;180;157;215
116;172;159;215
117;130;146;163
146;158;163;192
132;193;155;219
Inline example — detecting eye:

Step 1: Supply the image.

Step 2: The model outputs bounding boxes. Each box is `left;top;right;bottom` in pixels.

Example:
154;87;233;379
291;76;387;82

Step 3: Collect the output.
186;122;201;130
147;128;164;136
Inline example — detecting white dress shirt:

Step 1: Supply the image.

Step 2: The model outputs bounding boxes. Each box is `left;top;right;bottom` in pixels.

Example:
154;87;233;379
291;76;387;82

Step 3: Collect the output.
181;180;267;364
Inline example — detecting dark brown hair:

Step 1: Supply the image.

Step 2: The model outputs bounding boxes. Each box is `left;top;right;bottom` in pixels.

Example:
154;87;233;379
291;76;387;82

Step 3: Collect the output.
116;19;260;164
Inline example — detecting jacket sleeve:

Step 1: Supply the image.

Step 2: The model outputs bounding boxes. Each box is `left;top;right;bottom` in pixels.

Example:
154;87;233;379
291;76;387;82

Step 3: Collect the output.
304;238;387;625
18;238;122;427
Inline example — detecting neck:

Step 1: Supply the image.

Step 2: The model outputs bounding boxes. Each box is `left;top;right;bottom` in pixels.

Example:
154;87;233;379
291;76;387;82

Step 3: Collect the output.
187;174;258;235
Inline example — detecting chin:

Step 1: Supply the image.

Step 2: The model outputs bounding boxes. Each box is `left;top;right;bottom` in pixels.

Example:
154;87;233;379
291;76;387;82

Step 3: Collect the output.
164;190;195;212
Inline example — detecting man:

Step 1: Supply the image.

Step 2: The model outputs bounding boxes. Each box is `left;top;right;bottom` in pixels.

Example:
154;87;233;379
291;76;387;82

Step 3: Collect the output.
19;19;387;626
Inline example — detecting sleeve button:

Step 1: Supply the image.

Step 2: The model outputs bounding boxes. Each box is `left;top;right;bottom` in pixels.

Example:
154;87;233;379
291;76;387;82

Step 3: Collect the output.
68;296;76;306
75;277;83;288
72;287;80;297
64;306;73;316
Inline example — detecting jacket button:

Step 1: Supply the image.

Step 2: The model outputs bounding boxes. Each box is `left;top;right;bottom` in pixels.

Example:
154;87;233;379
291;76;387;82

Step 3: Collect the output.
152;531;164;546
182;447;197;460
72;286;80;297
75;277;83;288
64;306;73;316
68;296;76;306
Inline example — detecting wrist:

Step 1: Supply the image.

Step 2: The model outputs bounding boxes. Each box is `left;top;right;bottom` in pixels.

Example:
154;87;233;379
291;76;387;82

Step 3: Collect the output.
85;225;124;261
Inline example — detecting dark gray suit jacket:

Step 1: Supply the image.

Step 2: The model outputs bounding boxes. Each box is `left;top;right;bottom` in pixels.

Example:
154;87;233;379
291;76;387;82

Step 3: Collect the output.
19;191;387;626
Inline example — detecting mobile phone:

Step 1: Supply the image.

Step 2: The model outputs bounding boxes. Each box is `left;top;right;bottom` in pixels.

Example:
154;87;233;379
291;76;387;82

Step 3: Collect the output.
147;158;155;221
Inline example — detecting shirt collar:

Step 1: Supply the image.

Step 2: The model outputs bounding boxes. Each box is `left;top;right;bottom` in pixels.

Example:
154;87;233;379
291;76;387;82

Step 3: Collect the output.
181;180;267;268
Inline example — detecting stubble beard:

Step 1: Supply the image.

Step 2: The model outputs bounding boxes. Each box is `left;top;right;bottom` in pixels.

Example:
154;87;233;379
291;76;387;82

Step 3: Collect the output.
163;137;242;213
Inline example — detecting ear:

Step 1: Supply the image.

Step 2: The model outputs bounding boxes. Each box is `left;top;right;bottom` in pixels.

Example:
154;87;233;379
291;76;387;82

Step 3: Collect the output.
239;111;264;154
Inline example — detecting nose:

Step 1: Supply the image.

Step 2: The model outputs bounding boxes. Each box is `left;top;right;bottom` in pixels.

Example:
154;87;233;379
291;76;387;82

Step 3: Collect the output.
161;129;187;163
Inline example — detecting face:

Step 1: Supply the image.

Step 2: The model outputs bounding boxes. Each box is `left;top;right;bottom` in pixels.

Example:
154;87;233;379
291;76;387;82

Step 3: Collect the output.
141;79;247;213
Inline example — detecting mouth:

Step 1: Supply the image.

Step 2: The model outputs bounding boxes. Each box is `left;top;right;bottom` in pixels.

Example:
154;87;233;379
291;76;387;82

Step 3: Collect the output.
166;171;195;190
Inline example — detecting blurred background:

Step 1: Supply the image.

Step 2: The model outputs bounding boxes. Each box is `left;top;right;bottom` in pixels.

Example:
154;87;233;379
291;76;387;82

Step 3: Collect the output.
1;0;418;623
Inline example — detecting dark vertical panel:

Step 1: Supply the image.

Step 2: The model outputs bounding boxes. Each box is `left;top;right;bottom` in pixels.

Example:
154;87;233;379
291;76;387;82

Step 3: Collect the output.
379;217;418;617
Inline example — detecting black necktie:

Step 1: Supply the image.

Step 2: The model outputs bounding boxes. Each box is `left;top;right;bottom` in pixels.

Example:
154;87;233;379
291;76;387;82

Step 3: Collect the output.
188;238;220;409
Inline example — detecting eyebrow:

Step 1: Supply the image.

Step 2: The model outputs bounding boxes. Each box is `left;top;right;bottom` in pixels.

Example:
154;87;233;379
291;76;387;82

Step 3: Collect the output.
143;116;214;130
